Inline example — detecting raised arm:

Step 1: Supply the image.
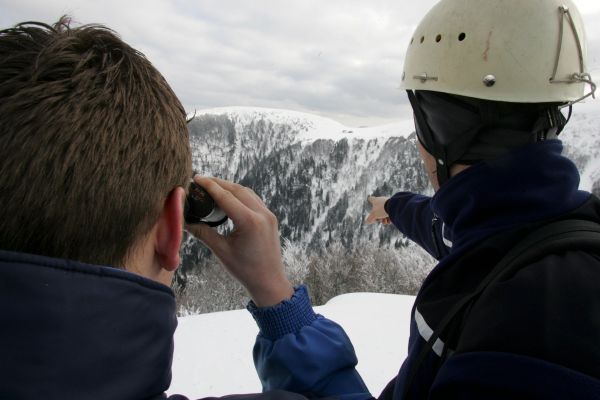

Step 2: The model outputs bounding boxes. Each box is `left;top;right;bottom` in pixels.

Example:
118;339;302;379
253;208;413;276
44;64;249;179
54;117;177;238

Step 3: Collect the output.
186;176;372;400
368;193;448;260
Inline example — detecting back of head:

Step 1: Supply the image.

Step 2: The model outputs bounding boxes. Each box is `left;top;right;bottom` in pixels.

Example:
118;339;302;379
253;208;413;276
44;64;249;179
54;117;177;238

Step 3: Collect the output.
400;0;596;185
0;17;192;267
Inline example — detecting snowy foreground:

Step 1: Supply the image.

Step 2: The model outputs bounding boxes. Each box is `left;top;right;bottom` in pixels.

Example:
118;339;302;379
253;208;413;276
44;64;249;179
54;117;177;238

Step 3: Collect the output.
169;293;415;398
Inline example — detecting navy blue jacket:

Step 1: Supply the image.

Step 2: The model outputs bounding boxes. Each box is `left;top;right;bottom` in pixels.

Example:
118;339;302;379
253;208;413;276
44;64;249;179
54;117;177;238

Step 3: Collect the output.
383;140;600;399
0;250;177;399
0;253;367;399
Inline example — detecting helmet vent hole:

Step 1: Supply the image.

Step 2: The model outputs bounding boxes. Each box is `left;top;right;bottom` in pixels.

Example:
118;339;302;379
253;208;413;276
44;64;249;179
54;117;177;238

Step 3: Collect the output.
420;36;425;44
436;34;442;43
410;38;414;45
458;32;466;41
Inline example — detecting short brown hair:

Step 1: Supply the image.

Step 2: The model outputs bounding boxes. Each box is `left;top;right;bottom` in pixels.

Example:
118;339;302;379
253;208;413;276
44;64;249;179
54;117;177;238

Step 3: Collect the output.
0;17;191;267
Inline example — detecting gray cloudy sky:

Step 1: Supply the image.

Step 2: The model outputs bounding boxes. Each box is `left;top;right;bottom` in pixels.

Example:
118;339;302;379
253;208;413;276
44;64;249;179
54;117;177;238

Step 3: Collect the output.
1;0;599;126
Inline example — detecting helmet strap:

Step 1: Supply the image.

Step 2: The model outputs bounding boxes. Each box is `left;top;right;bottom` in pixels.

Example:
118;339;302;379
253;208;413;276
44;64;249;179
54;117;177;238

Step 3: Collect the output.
407;90;451;185
531;106;568;140
563;105;573;131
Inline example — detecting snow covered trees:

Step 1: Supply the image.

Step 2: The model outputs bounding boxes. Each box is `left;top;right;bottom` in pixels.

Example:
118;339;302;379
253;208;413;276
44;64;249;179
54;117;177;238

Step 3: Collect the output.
175;239;434;315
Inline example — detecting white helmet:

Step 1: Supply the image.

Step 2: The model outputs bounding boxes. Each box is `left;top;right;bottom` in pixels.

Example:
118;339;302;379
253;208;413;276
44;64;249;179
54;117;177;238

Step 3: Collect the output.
401;0;596;104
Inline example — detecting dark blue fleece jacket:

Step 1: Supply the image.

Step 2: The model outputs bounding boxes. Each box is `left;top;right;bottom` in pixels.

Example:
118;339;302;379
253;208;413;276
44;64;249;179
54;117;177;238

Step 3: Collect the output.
382;140;600;399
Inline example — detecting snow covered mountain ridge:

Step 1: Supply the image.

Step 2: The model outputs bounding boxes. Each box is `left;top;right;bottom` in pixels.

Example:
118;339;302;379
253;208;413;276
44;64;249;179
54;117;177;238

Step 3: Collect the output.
185;106;430;253
177;106;433;311
191;106;416;142
182;104;600;252
188;105;600;194
176;105;600;313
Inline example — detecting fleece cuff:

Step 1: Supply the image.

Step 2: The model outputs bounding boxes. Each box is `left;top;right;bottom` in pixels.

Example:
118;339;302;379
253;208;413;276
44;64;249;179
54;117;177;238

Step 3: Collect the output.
384;191;411;216
247;285;317;340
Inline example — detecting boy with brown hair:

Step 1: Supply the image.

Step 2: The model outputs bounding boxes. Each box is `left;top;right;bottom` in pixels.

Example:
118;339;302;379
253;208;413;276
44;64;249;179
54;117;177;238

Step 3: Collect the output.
0;17;368;400
0;17;191;270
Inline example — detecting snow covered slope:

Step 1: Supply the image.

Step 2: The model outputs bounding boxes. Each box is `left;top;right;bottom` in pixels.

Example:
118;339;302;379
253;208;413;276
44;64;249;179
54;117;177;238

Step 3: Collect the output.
561;108;600;195
184;107;429;264
169;292;414;398
182;105;599;271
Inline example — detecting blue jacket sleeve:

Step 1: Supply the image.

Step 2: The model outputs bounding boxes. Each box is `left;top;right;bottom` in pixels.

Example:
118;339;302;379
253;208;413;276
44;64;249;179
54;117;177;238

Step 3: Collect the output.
384;192;447;259
247;286;372;400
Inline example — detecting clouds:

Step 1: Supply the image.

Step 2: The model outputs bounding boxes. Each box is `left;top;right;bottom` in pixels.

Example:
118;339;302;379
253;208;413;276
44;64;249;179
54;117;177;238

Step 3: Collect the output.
1;0;598;126
156;0;419;125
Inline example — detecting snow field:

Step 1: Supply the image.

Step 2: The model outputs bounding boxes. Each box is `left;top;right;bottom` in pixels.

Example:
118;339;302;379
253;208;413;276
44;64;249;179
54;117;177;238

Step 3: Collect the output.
169;292;414;398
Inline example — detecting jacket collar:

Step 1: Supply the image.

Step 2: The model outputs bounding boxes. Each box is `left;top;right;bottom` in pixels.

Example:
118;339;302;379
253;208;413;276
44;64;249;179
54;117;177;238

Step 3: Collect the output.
431;140;590;253
0;250;177;399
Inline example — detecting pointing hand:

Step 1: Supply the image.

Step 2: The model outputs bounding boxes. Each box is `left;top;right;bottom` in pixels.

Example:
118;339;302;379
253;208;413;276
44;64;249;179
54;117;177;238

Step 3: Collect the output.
366;196;391;225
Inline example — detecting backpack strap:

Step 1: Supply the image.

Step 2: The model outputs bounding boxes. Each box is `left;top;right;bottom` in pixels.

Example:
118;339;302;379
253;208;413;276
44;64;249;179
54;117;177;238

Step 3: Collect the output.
402;219;600;399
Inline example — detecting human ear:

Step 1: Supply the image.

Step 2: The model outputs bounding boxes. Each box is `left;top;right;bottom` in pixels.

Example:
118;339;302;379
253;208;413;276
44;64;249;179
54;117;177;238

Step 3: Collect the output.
154;187;185;271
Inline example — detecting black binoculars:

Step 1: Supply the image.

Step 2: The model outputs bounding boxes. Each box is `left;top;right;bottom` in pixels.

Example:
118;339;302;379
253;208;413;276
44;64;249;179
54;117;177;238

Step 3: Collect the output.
184;180;228;227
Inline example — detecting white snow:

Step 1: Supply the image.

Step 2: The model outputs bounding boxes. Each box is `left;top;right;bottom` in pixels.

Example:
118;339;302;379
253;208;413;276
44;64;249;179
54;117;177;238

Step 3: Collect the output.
561;107;600;192
169;292;414;398
192;105;600;195
194;106;415;142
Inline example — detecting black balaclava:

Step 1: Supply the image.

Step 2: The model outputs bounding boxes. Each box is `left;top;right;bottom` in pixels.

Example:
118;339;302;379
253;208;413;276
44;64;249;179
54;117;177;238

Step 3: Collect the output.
406;90;569;186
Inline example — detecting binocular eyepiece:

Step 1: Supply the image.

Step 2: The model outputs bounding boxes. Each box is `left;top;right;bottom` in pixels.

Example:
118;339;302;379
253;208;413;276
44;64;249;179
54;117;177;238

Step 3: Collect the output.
184;180;228;227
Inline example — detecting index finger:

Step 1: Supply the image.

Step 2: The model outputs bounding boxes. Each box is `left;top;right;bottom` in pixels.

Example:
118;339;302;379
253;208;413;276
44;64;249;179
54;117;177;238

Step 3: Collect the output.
365;211;378;225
